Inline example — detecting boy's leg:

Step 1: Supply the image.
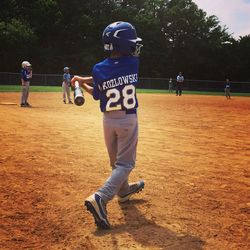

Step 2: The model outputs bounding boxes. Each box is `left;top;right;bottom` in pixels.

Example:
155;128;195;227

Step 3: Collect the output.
85;118;130;230
62;82;66;102
97;113;138;203
103;126;117;168
115;116;138;196
225;88;228;98
25;82;30;104
85;113;142;229
103;126;130;198
21;84;26;104
115;119;144;201
179;86;182;96
66;85;72;103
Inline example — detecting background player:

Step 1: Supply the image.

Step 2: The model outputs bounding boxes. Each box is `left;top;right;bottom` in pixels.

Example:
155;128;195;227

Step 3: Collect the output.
168;77;173;93
225;78;231;99
20;61;32;107
176;72;184;96
62;67;73;104
71;21;145;229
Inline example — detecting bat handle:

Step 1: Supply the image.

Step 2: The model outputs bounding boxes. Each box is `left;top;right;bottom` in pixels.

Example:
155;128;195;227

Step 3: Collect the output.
75;81;80;88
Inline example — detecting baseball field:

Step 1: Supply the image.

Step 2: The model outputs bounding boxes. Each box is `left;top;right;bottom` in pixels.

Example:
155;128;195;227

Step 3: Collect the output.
0;91;249;250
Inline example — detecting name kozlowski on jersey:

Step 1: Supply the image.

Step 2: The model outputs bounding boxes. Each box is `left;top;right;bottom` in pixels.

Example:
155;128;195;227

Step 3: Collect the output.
101;73;138;91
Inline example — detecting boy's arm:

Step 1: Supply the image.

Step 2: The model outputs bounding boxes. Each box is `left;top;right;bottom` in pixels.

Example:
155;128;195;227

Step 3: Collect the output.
82;83;93;95
62;74;67;84
71;75;93;85
28;70;32;79
71;75;93;95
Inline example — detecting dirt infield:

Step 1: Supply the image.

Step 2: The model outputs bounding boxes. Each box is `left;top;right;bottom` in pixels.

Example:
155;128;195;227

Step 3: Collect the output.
0;92;249;250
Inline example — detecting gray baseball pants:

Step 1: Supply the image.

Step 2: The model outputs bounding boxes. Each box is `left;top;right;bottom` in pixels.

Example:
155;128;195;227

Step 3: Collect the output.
62;82;72;102
97;111;138;203
21;82;30;104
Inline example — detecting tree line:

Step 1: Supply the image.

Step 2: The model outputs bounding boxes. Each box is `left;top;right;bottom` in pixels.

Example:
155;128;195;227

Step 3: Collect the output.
0;0;250;81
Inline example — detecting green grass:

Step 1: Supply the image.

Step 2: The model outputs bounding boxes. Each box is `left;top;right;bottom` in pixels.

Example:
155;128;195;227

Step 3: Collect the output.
138;89;250;96
0;85;61;92
0;85;249;96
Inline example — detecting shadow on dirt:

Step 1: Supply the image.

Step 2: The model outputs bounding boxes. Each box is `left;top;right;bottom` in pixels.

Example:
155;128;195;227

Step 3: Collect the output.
94;199;204;250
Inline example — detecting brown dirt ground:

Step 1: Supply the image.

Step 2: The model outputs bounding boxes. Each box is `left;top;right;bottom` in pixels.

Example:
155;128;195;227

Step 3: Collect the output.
0;92;249;250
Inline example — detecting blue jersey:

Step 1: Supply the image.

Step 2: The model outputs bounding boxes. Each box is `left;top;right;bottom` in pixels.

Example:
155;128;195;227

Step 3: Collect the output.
21;69;32;81
225;82;230;88
92;56;139;112
63;73;71;85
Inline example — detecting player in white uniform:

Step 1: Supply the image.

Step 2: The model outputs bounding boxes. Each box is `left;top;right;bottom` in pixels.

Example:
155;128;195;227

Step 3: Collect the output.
71;21;144;229
176;72;184;96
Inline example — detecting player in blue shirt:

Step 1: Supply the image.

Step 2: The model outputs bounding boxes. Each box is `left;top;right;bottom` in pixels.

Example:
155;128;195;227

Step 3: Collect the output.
20;61;32;107
225;78;231;99
62;67;73;104
71;21;144;229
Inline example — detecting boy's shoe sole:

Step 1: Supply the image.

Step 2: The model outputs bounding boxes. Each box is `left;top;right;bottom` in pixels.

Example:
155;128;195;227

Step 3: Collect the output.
85;193;110;229
118;180;145;203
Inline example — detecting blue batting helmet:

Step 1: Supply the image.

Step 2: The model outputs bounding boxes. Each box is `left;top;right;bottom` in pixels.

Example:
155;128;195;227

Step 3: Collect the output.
22;61;31;68
102;21;142;56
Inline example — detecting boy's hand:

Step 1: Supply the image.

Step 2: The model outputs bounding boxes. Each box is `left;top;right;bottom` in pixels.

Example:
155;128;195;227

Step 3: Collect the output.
71;76;80;87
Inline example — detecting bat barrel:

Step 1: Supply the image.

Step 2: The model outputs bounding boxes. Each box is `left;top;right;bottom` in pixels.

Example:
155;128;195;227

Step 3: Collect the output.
74;81;85;106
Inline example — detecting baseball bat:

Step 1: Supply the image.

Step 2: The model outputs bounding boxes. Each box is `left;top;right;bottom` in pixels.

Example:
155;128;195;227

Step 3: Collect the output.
74;81;85;106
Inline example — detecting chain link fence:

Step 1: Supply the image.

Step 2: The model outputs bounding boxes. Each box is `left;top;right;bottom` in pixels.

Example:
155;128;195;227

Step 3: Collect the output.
0;72;250;92
0;72;62;87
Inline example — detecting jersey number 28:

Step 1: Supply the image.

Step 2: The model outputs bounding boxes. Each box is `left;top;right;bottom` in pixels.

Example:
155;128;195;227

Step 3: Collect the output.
106;85;136;111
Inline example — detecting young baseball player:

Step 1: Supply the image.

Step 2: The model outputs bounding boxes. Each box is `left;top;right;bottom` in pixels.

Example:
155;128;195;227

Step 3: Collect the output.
71;21;144;229
225;78;231;99
168;77;173;93
176;72;184;96
62;67;73;104
20;61;32;107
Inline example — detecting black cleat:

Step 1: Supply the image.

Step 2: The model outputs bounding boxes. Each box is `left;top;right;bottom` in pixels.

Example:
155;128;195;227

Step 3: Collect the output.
85;193;110;229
